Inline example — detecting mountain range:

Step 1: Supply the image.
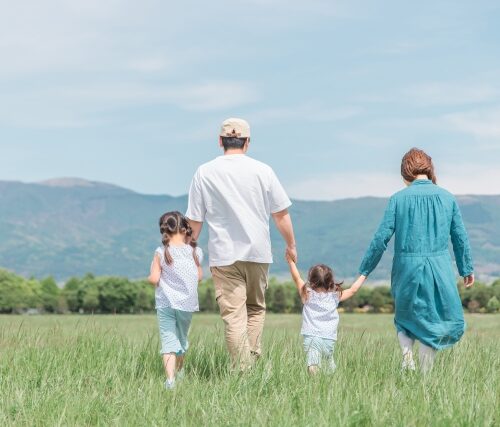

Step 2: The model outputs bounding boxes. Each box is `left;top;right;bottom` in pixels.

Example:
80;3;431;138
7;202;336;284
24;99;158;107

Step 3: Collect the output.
0;178;499;282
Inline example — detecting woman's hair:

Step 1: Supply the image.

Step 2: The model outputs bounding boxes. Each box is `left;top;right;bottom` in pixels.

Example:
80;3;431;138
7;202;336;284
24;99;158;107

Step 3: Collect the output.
302;264;343;302
401;148;437;184
158;211;200;266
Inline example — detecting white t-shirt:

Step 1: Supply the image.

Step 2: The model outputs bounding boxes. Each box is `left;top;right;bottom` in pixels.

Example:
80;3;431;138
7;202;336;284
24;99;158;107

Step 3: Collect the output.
186;154;291;267
301;289;340;340
155;244;203;312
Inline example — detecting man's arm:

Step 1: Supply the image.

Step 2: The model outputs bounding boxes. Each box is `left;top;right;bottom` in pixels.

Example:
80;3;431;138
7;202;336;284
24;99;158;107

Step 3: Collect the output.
187;219;203;241
272;208;297;262
185;169;206;240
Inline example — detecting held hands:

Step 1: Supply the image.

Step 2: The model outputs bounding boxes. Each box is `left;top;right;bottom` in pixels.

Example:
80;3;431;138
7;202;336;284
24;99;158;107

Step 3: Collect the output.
285;251;305;293
351;275;367;292
285;245;298;263
339;275;367;302
464;274;475;288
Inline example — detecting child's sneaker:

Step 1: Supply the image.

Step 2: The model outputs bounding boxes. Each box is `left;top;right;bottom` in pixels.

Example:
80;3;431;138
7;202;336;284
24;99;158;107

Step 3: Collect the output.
176;369;185;381
164;378;175;390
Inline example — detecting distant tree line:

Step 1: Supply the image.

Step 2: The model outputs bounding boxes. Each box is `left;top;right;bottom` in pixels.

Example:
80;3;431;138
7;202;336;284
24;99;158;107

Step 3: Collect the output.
1;269;499;314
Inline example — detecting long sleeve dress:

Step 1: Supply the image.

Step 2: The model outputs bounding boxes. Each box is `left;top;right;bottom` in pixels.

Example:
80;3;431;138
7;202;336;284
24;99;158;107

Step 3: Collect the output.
358;179;473;350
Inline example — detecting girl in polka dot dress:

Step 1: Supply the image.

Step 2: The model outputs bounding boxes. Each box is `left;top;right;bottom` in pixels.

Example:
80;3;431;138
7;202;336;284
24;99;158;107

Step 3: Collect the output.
148;211;203;390
287;258;365;374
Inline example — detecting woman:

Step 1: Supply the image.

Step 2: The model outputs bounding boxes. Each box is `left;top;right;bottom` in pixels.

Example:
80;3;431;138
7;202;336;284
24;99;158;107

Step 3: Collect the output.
357;148;474;372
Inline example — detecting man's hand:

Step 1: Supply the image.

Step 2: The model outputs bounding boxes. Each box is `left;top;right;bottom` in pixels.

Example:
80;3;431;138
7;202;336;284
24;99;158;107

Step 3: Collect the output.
464;274;475;288
286;245;297;263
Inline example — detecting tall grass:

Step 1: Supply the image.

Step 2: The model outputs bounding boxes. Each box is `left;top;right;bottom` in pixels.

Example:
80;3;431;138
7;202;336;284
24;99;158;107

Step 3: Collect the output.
0;314;498;426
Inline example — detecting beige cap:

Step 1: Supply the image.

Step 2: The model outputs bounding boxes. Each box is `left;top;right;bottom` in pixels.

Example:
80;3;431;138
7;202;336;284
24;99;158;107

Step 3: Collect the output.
219;118;250;138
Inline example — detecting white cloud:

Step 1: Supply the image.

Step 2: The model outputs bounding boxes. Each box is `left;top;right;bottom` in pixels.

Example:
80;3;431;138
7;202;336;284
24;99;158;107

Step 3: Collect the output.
405;82;499;106
439;166;500;195
370;41;428;56
443;108;500;139
288;166;500;201
250;104;362;125
358;81;499;108
0;80;258;128
0;0;347;76
288;171;404;200
179;83;259;111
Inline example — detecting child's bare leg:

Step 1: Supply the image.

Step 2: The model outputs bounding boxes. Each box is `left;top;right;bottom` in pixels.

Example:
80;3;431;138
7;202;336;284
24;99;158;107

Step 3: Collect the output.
176;354;184;372
308;365;319;375
162;353;176;380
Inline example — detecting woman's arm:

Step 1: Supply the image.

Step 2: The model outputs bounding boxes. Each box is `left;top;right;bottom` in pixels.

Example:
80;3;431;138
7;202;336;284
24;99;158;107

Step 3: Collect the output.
450;199;474;287
358;196;397;277
148;254;161;285
197;265;203;283
340;275;366;302
287;258;305;296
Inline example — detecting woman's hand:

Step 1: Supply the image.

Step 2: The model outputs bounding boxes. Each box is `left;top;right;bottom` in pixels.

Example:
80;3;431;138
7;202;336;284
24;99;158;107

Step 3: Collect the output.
464;274;475;288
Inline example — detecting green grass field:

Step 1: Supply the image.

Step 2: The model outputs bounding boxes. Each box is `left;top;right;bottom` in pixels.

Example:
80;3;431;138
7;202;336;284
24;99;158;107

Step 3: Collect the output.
1;314;499;426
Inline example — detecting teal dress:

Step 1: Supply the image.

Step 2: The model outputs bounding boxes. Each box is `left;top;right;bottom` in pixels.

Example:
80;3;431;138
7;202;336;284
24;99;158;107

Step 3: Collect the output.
359;179;473;350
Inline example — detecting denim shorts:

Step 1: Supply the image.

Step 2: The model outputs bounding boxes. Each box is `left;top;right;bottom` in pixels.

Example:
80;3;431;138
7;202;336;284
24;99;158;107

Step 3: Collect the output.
303;335;336;370
157;307;193;355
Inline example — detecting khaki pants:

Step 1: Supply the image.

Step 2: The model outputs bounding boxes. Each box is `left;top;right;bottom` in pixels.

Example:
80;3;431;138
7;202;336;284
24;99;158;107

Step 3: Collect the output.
210;261;269;370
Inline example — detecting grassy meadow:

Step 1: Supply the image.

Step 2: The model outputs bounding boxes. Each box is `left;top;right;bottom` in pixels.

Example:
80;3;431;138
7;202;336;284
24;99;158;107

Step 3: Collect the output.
0;314;498;426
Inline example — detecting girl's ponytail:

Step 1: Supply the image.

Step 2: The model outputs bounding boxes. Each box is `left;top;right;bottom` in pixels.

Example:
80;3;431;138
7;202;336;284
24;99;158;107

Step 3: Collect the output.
159;213;180;265
161;231;174;265
158;211;200;267
306;264;344;299
185;222;200;267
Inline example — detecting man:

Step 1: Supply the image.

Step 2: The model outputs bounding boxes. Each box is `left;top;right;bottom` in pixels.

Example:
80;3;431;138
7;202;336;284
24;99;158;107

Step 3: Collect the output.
186;117;297;370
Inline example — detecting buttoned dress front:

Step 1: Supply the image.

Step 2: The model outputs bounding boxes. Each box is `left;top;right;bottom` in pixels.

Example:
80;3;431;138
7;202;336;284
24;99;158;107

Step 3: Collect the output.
359;179;473;350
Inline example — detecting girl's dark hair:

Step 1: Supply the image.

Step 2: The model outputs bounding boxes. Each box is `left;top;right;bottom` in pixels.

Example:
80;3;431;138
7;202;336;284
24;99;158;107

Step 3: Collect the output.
401;148;437;184
302;264;343;302
158;211;200;266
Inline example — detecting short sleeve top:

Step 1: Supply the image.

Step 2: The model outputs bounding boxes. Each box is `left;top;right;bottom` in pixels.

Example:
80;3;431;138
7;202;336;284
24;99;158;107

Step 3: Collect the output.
301;288;340;340
185;154;291;267
155;244;202;312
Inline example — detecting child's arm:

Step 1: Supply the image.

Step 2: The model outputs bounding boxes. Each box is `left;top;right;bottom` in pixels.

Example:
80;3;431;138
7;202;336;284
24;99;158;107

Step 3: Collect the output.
148;254;161;286
340;275;366;302
287;257;306;298
195;247;203;283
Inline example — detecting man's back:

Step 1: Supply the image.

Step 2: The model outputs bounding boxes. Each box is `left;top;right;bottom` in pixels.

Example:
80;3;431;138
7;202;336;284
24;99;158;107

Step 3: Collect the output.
186;154;291;267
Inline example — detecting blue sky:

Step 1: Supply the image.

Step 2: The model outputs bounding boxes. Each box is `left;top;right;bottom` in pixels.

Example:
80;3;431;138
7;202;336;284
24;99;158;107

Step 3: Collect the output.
1;0;499;199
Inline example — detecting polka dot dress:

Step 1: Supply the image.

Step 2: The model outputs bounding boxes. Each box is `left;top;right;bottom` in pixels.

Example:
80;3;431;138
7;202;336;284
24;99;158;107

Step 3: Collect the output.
301;288;340;340
155;244;203;312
